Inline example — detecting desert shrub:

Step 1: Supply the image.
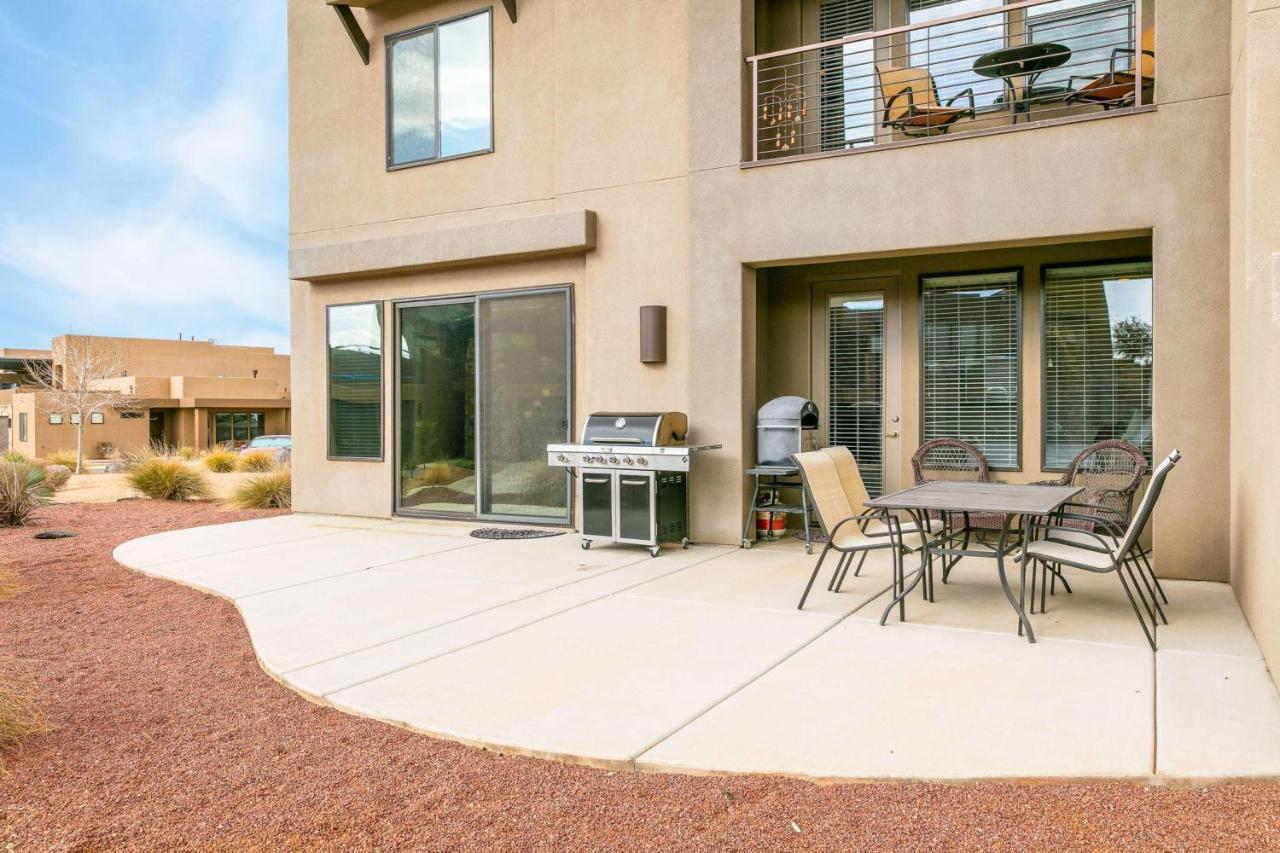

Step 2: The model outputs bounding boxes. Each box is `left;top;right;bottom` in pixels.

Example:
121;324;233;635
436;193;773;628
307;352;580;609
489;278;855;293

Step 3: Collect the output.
0;451;27;464
126;457;211;501
0;655;46;767
228;468;291;510
45;449;77;469
116;443;163;473
43;464;71;491
202;447;238;473
176;446;199;461
237;450;277;472
0;462;52;527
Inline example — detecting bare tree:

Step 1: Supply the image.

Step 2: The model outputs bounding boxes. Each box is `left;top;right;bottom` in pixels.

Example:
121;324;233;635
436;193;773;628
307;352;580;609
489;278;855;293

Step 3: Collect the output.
23;338;134;473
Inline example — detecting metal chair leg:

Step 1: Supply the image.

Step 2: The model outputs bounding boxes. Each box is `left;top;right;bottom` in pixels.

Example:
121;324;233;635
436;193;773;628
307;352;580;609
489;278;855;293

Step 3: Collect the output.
1136;546;1169;606
1115;566;1157;650
797;544;833;610
827;552;850;592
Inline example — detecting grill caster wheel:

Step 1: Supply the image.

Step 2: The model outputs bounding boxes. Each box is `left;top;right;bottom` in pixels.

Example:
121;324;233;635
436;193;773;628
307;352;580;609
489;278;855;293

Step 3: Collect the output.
581;540;591;550
681;538;690;550
649;546;661;558
741;539;753;549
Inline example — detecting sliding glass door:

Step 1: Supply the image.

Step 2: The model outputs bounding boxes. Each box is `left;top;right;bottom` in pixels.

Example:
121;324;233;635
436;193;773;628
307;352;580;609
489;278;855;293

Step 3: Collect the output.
397;288;571;522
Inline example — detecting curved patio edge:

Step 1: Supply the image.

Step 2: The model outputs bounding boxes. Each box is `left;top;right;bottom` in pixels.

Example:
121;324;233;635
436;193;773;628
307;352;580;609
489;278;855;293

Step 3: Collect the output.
111;513;1280;784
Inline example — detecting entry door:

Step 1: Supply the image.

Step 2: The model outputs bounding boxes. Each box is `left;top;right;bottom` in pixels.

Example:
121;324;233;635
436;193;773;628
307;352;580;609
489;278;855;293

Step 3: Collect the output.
396;288;571;522
812;277;902;497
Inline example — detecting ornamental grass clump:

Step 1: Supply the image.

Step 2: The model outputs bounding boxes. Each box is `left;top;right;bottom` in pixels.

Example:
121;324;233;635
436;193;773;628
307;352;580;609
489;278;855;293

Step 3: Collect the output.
228;468;291;510
0;656;46;767
0;451;27;464
45;449;78;469
0;462;52;527
175;446;199;461
42;464;71;492
126;457;211;502
237;450;277;472
202;447;238;473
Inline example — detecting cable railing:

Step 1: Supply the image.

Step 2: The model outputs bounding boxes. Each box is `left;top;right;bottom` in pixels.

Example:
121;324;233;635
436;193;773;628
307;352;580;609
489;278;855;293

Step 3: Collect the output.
748;0;1153;162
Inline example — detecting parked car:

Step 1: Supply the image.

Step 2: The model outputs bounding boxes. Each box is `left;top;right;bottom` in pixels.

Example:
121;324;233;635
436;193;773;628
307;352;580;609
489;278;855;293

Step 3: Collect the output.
240;434;291;464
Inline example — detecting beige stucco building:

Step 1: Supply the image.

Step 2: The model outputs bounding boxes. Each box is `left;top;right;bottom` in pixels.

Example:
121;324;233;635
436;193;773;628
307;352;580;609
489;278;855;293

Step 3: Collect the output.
0;335;290;459
288;1;1279;670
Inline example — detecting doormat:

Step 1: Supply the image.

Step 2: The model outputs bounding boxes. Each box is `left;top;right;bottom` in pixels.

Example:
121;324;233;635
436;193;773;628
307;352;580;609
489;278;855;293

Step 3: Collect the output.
469;527;566;540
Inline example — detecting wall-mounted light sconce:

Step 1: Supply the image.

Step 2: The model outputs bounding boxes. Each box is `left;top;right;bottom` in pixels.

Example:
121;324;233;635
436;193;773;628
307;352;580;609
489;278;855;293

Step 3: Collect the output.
640;305;667;364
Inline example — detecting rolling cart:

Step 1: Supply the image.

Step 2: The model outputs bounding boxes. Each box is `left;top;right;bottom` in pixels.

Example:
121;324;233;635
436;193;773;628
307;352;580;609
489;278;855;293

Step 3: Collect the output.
740;464;814;554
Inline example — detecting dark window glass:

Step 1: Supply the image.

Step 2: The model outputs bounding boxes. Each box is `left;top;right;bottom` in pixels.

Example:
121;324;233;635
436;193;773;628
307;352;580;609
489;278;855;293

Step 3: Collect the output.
329;303;383;459
921;270;1021;468
1043;261;1153;467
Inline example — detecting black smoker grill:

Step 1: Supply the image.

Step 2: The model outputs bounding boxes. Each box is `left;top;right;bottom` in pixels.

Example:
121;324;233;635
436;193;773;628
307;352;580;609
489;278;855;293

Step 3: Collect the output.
546;412;721;557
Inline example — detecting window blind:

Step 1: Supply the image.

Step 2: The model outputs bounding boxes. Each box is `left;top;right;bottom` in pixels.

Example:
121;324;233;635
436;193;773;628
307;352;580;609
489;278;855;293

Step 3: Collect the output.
328;303;384;459
819;0;876;151
828;293;886;496
1027;1;1134;89
1043;261;1153;467
921;271;1020;468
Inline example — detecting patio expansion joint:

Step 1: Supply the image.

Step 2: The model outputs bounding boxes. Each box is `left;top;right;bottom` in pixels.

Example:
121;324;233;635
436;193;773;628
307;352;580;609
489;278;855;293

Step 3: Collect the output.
129;526;358;570
313;547;741;697
626;582;893;766
232;539;487;602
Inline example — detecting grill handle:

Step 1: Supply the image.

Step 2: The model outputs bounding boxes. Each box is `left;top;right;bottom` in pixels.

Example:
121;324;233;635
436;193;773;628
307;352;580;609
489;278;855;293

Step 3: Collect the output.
620;478;650;486
591;437;642;444
583;476;611;484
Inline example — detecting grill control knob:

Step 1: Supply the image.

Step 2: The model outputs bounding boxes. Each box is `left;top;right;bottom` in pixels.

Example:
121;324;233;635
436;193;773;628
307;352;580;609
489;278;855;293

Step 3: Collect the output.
556;454;568;463
608;456;620;465
623;456;633;465
636;457;649;466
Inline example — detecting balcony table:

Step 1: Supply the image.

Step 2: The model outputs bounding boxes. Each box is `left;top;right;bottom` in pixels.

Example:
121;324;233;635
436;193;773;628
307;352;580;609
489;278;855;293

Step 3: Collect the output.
973;42;1073;122
866;481;1081;643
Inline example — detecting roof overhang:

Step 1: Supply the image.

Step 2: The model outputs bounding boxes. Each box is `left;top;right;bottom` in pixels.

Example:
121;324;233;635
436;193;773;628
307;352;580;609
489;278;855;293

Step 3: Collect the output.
326;0;515;65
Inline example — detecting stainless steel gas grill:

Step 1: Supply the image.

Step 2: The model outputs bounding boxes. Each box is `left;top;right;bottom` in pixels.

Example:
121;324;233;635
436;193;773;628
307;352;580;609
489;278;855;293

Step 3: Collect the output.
547;412;720;557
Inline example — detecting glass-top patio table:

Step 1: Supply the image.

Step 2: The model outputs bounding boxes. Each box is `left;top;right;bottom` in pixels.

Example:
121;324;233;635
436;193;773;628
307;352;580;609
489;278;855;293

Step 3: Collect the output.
866;481;1082;643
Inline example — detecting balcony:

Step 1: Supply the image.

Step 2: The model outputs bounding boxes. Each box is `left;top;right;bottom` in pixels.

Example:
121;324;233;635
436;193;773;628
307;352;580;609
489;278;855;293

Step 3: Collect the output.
747;0;1155;165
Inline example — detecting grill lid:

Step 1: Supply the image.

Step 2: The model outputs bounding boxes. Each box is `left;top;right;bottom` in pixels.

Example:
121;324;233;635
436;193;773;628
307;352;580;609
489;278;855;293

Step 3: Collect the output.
757;396;819;429
581;412;689;446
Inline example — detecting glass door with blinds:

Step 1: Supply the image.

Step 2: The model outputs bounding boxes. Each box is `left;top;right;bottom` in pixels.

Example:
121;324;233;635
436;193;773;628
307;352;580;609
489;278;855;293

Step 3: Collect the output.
819;0;876;150
815;278;901;498
396;288;572;522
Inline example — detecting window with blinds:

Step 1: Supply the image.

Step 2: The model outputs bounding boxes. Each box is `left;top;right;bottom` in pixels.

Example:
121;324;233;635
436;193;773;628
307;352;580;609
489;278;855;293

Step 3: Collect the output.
828;293;885;496
1043;261;1153;468
921;271;1021;468
819;0;875;151
328;302;384;460
1027;0;1134;91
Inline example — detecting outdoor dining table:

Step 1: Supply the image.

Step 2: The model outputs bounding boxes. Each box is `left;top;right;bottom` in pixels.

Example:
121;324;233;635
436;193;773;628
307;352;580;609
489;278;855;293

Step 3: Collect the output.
973;42;1072;123
865;481;1082;643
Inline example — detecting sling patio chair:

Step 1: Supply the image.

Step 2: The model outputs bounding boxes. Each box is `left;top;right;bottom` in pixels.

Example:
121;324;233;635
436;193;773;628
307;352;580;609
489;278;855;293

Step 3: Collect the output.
1065;26;1156;110
876;63;976;137
820;445;944;594
1019;449;1181;650
1030;439;1166;612
793;449;931;614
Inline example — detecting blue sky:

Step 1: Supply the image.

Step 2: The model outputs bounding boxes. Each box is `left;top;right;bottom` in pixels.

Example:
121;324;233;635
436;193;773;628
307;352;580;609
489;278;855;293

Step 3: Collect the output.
0;2;289;353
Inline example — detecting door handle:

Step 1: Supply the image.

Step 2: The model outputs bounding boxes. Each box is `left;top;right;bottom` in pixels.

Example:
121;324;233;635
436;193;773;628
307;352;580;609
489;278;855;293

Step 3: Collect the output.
885;431;900;439
620;478;649;486
583;476;610;484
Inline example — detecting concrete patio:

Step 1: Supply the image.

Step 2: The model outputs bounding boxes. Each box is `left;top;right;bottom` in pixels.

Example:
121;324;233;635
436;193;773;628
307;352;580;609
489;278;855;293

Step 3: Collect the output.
113;513;1280;781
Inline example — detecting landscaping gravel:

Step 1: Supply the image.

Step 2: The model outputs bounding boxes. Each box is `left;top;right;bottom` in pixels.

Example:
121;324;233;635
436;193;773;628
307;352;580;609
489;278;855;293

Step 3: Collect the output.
1;502;1278;851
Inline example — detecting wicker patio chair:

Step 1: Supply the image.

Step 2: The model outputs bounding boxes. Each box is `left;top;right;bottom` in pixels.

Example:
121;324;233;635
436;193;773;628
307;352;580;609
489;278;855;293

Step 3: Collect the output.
1030;440;1166;609
1021;450;1181;650
911;438;1005;578
793;450;929;613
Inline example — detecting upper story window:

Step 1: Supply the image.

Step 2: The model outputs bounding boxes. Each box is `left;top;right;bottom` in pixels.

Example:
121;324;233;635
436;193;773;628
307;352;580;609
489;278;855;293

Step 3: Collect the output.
387;10;493;169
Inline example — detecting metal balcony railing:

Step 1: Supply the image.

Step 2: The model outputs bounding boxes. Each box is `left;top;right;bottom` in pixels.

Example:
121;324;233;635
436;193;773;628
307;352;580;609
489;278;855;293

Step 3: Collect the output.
747;0;1153;163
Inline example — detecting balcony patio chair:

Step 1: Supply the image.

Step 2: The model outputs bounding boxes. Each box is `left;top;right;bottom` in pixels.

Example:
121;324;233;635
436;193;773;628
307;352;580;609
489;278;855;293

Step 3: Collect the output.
793;450;930;614
1065;27;1156;110
1029;439;1165;611
911;437;1005;580
1019;450;1180;650
875;64;976;137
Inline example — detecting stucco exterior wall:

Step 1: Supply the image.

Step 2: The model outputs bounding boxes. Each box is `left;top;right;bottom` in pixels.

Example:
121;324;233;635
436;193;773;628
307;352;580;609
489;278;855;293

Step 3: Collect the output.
290;0;1238;584
1229;0;1280;675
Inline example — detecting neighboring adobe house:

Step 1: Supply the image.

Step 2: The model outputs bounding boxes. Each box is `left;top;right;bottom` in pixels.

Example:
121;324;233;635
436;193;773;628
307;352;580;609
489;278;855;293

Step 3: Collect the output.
0;335;290;459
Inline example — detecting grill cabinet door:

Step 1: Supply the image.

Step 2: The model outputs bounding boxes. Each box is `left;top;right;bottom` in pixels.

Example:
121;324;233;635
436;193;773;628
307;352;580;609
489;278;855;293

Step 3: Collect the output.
617;473;655;544
581;474;614;539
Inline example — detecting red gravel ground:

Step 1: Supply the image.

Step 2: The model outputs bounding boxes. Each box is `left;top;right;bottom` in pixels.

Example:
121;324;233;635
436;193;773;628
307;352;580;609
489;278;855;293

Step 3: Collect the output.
1;502;1279;851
